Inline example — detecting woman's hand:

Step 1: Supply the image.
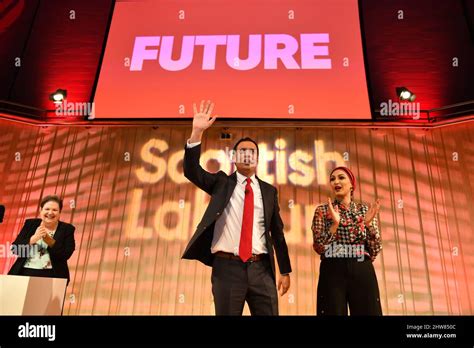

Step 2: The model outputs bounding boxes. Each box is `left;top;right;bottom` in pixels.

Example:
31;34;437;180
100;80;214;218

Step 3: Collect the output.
30;225;47;245
42;233;56;247
365;199;380;226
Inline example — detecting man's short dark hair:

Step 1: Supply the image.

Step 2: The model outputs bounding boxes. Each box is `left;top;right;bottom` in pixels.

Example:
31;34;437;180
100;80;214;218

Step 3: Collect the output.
233;137;259;157
40;195;63;211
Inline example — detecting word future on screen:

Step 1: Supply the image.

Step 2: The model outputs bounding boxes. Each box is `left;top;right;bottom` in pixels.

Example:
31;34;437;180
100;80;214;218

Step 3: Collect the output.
130;34;332;71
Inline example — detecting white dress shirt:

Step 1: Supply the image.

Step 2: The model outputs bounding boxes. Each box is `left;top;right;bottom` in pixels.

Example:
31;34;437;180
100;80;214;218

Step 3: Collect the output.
187;141;268;255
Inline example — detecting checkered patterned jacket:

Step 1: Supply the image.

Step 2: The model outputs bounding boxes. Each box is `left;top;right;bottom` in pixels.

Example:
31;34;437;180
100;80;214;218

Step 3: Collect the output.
312;200;382;261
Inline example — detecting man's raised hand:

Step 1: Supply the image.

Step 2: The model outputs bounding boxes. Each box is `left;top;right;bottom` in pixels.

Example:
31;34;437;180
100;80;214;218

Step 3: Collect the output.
189;100;216;143
192;100;216;132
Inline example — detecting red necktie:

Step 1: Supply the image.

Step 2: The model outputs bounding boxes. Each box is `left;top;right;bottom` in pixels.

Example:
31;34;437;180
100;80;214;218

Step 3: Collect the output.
239;178;254;262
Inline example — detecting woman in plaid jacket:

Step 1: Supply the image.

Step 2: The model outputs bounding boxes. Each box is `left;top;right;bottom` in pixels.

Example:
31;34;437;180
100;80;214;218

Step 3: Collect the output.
311;166;382;315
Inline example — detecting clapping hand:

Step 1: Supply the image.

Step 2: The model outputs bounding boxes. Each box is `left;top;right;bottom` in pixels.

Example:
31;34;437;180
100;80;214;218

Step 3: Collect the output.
364;199;380;226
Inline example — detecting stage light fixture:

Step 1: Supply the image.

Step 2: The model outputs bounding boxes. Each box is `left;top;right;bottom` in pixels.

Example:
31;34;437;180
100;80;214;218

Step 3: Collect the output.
220;132;232;140
396;87;416;102
49;89;67;104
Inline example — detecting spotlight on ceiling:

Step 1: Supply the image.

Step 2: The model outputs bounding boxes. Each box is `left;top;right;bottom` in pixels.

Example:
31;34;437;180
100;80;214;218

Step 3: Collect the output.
49;89;67;104
396;87;416;102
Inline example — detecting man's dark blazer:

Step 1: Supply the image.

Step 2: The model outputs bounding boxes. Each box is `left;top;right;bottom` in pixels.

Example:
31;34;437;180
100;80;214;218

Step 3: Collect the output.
8;218;76;284
181;143;292;279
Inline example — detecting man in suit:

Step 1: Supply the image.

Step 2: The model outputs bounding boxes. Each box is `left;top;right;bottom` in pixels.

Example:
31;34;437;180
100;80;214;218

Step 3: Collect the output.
182;100;292;315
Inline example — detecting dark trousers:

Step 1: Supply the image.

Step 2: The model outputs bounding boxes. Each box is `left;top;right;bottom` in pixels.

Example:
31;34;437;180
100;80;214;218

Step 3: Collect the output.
211;255;278;316
317;257;382;316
